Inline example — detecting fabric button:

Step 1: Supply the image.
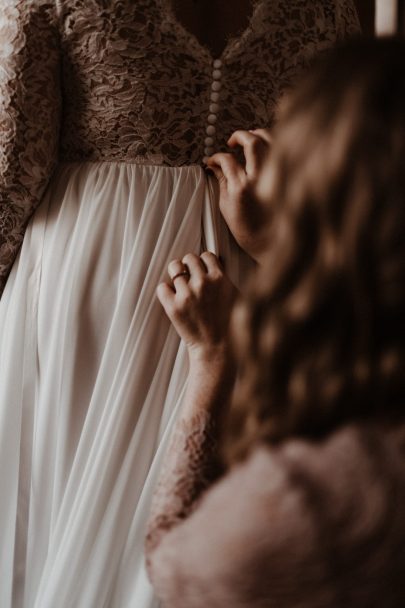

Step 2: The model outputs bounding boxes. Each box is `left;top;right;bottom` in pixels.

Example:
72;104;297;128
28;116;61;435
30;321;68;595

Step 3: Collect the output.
204;59;223;163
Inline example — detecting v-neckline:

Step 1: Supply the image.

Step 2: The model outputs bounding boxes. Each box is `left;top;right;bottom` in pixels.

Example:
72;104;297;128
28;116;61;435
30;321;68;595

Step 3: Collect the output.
162;0;262;63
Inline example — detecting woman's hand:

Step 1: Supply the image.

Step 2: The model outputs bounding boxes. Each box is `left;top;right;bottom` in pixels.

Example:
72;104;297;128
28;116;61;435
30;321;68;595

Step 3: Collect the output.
157;252;237;367
205;129;272;264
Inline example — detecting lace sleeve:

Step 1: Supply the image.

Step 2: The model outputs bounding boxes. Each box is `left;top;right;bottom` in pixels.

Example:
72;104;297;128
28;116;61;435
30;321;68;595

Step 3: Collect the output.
335;0;362;38
145;410;222;580
0;0;61;295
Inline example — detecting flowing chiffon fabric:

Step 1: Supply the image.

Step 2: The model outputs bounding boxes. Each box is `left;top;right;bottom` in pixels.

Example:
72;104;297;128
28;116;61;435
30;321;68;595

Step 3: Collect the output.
0;162;246;607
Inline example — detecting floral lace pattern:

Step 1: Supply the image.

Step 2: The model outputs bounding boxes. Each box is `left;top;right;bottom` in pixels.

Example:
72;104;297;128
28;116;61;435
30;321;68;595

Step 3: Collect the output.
0;0;360;293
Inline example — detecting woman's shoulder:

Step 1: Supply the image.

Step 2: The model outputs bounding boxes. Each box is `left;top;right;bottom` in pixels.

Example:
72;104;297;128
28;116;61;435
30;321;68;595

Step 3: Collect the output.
274;420;405;494
212;421;405;549
234;421;405;512
195;421;405;604
218;421;405;560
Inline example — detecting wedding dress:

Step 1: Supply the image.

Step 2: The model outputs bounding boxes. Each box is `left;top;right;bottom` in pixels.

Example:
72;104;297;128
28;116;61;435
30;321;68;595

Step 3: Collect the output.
0;1;360;606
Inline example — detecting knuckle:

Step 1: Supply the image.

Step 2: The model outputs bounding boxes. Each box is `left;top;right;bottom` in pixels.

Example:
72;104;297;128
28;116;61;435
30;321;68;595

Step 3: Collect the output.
210;270;224;283
201;250;217;261
254;128;273;142
245;175;257;190
182;253;197;264
156;284;166;300
168;259;182;272
251;127;266;137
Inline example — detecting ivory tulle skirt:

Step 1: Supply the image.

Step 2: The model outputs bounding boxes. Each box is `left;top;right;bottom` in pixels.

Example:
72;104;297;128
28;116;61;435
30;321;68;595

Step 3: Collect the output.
0;161;249;608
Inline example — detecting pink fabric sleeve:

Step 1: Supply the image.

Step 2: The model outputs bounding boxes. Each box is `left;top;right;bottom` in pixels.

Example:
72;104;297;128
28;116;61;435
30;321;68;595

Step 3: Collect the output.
144;424;405;608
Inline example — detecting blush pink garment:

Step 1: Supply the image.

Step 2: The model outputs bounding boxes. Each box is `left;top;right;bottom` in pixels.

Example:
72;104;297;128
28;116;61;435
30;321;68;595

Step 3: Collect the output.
146;419;405;608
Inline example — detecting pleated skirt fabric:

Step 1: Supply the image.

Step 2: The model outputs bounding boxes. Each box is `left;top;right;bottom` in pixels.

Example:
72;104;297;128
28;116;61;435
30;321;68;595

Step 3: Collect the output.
0;162;247;608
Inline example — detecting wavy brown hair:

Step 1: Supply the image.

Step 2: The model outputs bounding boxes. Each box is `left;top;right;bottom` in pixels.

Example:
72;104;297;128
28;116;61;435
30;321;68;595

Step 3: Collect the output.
226;38;405;463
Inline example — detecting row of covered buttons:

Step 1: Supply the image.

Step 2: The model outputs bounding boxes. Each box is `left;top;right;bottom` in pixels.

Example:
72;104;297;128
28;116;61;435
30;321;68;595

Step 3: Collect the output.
203;58;222;163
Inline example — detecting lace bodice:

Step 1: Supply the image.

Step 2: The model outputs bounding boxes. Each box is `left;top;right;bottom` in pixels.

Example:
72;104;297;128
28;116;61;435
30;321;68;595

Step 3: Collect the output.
0;0;360;293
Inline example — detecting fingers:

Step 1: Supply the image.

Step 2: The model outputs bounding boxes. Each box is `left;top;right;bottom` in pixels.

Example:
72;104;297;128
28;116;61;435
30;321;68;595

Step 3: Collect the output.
228;128;272;147
156;281;175;316
168;259;187;280
206;153;245;187
205;129;272;183
158;252;222;307
206;153;246;206
157;252;235;353
182;253;206;284
182;252;224;289
228;129;258;149
206;163;223;182
167;259;189;298
227;130;270;177
248;128;273;145
200;251;223;277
